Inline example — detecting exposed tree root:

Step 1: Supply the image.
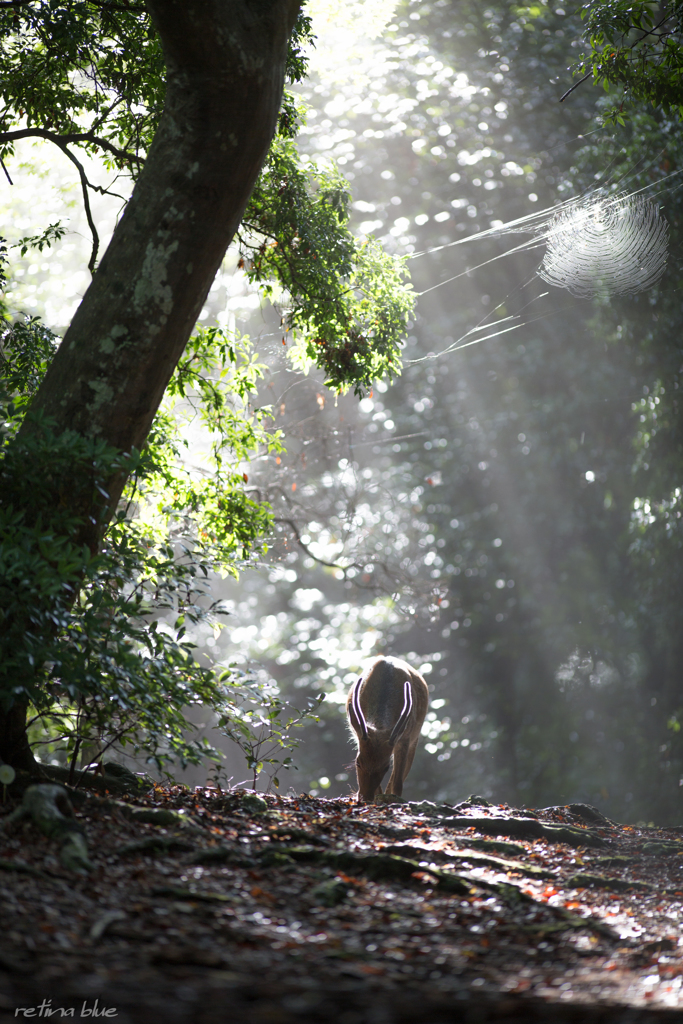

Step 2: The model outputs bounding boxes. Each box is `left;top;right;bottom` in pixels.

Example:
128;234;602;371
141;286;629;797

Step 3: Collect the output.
42;762;151;796
275;845;482;894
539;803;618;827
115;837;196;857
150;886;234;904
0;857;51;879
467;837;528;856
379;841;556;879
641;840;683;856
85;794;203;830
270;825;329;845
440;815;608;848
565;871;652;893
248;843;623;943
187;846;244;866
2;784;92;873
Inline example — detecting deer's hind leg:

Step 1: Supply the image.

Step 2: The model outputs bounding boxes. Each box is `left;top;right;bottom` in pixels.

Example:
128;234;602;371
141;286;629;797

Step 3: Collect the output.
385;735;419;797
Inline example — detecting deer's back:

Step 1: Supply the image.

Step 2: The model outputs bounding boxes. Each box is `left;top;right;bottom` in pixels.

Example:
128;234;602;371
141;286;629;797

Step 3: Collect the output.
359;655;425;731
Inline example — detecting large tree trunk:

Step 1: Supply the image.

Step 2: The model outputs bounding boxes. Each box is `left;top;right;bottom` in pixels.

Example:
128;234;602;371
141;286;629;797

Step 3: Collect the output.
0;0;302;768
0;701;38;773
21;0;301;543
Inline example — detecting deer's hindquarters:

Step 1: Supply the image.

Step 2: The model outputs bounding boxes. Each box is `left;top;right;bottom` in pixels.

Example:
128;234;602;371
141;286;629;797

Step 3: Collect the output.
346;656;429;801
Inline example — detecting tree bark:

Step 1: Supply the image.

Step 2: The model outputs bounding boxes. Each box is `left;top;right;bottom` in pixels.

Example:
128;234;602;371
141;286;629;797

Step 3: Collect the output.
19;0;302;547
0;0;302;768
0;701;40;773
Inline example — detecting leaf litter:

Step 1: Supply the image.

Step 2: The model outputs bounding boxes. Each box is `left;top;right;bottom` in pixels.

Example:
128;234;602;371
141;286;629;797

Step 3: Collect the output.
1;784;683;1022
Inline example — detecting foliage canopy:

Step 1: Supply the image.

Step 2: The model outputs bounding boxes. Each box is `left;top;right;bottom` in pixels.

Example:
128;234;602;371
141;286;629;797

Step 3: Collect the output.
0;0;414;780
222;0;683;823
573;1;683;123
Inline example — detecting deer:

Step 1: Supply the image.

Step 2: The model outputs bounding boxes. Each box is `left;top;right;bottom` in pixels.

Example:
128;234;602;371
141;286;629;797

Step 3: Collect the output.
346;655;429;802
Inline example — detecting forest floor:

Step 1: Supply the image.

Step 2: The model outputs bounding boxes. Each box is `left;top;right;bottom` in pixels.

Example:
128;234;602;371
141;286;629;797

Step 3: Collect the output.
1;779;683;1023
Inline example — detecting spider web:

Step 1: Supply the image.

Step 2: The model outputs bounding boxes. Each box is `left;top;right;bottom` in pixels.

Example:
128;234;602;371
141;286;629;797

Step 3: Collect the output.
538;192;669;298
408;184;673;362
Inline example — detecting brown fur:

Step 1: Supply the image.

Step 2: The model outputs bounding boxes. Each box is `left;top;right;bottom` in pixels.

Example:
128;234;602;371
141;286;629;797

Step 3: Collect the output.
346;655;429;802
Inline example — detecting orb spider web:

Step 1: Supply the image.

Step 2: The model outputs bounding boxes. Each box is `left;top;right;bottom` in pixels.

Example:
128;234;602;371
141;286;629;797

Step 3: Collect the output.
538;192;669;298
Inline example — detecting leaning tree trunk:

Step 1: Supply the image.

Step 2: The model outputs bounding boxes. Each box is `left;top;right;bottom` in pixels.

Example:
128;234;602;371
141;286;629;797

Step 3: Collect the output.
0;0;302;769
0;702;36;773
24;0;301;532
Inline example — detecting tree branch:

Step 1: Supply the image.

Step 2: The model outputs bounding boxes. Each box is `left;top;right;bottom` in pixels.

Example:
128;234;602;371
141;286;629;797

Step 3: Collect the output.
630;12;675;47
563;11;679;105
0;125;142;269
274;516;348;569
0;126;141;169
0;127;140;270
0;0;145;10
54;140;100;273
559;70;594;103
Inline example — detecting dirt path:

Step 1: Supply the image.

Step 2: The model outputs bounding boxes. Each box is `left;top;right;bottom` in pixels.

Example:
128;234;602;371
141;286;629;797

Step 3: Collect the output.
2;784;683;1022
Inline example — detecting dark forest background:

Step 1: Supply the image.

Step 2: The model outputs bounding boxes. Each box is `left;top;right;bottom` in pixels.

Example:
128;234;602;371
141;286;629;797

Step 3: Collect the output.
186;0;683;825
